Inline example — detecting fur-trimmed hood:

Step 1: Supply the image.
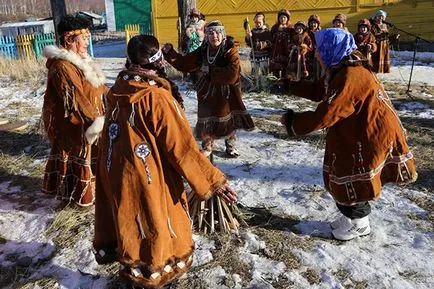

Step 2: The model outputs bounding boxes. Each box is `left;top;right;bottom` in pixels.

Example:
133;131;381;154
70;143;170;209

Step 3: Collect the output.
43;45;106;88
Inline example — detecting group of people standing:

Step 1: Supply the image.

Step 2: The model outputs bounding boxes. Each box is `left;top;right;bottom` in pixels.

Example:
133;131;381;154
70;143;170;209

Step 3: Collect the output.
244;9;394;88
40;8;416;289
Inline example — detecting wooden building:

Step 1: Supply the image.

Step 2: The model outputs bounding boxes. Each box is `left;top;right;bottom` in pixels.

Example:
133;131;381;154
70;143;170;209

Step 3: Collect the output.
105;0;434;45
0;20;54;37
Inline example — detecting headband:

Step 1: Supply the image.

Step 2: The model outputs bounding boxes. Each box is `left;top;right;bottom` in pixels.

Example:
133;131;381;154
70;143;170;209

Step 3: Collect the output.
205;25;225;34
147;49;162;63
63;28;90;37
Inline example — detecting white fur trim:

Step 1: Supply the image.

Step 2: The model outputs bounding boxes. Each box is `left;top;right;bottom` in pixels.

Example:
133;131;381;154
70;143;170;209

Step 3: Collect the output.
85;116;105;145
43;45;106;88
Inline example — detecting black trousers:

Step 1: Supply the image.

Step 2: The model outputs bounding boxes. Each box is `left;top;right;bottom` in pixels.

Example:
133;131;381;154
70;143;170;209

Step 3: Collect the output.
336;202;371;219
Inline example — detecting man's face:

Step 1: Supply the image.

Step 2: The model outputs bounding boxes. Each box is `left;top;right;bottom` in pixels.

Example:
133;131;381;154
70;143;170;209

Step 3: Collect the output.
279;15;288;25
254;15;264;28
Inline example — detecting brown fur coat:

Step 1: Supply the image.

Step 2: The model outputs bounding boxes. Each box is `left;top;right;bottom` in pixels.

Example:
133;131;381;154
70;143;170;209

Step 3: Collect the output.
42;45;107;206
93;69;226;288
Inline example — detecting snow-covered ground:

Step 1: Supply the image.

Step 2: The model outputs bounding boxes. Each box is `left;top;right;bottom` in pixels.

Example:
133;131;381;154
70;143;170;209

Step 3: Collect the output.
0;51;433;289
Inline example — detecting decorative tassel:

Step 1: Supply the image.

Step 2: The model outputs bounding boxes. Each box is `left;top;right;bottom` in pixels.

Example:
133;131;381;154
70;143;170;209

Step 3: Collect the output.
128;103;136;127
136;214;146;239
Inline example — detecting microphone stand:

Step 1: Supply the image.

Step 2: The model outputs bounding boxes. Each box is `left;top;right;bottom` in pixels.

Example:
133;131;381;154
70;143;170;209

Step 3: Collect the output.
384;21;432;94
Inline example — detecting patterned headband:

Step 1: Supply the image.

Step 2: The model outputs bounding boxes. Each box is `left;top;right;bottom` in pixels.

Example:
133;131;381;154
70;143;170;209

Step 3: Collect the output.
63;28;90;37
205;25;225;34
147;49;162;64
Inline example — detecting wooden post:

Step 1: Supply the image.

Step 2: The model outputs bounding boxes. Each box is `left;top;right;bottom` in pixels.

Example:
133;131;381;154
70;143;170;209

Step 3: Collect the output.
50;0;67;45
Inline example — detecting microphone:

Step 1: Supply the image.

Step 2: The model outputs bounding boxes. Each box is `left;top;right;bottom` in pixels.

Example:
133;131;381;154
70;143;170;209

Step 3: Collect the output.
383;20;394;27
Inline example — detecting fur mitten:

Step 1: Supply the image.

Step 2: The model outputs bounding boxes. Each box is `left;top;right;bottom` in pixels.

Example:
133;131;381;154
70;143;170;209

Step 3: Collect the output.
85;116;105;145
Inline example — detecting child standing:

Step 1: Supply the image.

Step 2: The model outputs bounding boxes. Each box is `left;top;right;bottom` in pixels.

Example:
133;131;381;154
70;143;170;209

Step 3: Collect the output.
287;21;312;80
354;19;377;66
185;8;205;53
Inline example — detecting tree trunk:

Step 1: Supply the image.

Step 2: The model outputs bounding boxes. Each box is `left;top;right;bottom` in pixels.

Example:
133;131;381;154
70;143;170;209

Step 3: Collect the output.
177;0;196;50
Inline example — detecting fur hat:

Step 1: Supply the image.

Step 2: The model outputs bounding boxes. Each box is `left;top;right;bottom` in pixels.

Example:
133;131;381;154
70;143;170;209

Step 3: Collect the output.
333;13;347;25
374;10;387;20
294;21;307;30
308;14;320;25
358;18;371;29
57;14;91;46
57;13;90;35
277;9;291;21
189;8;201;17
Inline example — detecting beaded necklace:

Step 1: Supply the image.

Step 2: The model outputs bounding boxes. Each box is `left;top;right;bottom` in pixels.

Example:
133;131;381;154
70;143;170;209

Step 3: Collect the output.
206;43;223;65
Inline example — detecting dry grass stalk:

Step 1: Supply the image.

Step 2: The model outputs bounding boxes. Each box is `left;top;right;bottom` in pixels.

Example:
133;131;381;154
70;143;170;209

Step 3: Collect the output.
17;278;59;289
188;191;241;235
240;59;251;74
43;206;94;248
0;57;46;87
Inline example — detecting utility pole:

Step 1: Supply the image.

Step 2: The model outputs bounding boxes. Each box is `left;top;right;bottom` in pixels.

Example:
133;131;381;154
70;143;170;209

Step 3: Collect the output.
50;0;67;44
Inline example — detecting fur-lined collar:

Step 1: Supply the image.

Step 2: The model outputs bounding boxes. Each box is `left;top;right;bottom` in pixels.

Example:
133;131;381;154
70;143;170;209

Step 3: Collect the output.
43;45;106;88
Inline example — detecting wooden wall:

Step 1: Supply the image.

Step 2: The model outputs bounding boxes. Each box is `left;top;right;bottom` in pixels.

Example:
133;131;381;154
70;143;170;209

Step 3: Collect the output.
151;0;434;46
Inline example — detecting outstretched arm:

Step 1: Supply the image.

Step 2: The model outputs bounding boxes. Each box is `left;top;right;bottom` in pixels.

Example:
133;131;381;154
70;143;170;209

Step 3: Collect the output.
162;43;200;73
282;79;357;136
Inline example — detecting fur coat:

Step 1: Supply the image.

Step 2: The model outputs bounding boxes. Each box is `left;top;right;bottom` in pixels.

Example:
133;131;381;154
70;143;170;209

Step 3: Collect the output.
284;58;417;205
163;38;255;140
371;22;390;73
93;69;226;288
42;45;107;206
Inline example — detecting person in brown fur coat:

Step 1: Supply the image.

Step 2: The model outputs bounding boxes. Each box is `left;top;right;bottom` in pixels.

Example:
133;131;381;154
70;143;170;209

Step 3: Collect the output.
93;35;237;289
371;10;391;73
332;13;349;31
287;21;312;80
270;9;293;78
354;19;377;66
307;14;322;80
281;28;417;241
42;14;108;206
163;20;255;158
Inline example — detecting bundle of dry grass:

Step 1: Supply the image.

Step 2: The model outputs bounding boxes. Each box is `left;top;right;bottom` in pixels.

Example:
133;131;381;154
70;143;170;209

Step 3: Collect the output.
0;57;46;86
187;191;246;235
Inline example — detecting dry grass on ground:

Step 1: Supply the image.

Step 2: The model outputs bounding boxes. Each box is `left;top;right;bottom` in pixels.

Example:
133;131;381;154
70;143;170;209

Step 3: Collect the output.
0;57;46;87
44;205;94;248
173;233;251;288
0;64;433;289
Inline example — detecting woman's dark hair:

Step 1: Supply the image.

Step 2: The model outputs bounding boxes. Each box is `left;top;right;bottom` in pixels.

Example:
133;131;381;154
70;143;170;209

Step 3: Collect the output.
57;14;90;46
127;35;162;70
